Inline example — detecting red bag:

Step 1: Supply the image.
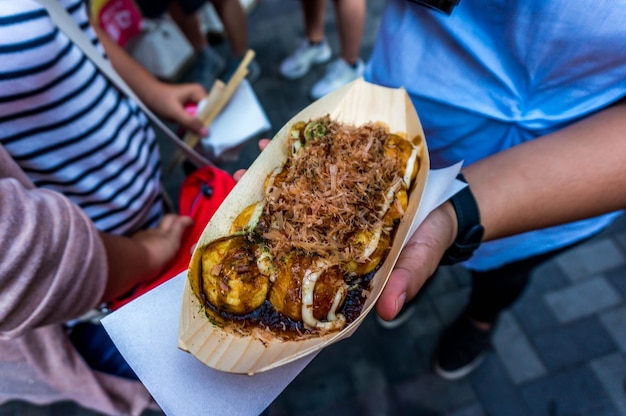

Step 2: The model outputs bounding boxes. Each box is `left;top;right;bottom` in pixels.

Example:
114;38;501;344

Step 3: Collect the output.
107;166;236;310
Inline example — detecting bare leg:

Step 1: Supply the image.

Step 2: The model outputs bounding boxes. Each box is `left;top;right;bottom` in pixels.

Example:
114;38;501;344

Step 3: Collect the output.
210;0;248;57
167;2;207;52
301;0;328;43
332;0;365;64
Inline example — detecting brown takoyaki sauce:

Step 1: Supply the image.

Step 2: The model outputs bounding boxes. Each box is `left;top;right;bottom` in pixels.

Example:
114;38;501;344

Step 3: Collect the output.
200;262;380;340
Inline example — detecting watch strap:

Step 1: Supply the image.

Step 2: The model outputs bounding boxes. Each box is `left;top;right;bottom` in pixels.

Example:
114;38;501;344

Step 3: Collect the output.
440;173;484;265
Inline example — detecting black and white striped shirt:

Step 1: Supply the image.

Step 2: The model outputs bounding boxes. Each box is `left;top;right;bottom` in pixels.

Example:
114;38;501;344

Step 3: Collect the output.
0;0;163;235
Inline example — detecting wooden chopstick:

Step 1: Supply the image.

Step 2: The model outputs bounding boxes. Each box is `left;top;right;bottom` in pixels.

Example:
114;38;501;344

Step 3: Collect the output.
167;49;256;172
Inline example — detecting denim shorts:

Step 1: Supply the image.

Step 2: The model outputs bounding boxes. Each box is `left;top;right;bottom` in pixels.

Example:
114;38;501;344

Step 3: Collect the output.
68;322;138;380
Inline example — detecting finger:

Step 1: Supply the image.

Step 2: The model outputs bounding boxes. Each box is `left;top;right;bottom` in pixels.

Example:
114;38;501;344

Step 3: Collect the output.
158;214;193;233
376;269;409;321
376;240;436;321
157;213;178;231
233;169;246;181
167;216;194;241
179;83;207;103
187;117;209;137
176;111;207;136
258;138;271;151
375;207;455;321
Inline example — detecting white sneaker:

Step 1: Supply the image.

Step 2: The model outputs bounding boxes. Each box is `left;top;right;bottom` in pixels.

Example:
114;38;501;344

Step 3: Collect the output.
279;38;332;80
310;58;364;100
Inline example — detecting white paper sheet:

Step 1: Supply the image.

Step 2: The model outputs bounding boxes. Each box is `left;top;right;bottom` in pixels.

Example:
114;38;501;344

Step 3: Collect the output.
101;163;464;416
198;79;271;161
406;161;466;245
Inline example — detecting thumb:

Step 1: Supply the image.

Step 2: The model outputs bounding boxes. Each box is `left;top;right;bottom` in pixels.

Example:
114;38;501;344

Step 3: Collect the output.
376;240;438;321
178;111;208;137
159;214;193;235
376;204;457;321
169;216;194;239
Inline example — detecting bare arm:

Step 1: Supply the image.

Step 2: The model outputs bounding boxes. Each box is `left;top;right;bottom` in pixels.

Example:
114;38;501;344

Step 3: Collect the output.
377;99;626;320
90;22;207;135
0;179;192;337
99;214;193;303
468;99;626;241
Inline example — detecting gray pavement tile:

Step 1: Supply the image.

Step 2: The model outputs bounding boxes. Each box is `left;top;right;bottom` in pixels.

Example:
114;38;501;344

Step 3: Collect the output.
511;269;564;335
423;266;464;297
580;404;626;416
468;351;532;416
605;213;626;237
520;364;617;416
356;315;431;378
396;297;443;338
393;372;477;414
449;264;472;288
292;387;440;416
616;231;626;252
607;266;626;300
590;352;626;416
554;238;626;282
373;331;431;381
444;402;486;416
273;311;427;415
301;389;397;416
270;360;353;416
0;401;19;416
600;306;626;353
412;331;441;373
275;373;477;416
529;258;571;292
544;276;622;323
348;358;388;394
492;312;546;384
0;400;158;416
531;316;617;372
431;287;471;326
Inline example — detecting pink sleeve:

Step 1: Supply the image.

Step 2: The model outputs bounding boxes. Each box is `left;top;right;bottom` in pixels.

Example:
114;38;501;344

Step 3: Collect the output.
0;178;108;339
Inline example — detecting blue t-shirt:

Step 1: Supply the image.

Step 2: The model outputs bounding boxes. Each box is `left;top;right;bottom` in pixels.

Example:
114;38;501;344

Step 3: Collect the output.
365;0;626;270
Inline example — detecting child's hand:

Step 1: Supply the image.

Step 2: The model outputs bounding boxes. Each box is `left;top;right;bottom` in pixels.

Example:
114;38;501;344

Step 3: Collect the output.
147;82;209;137
100;214;193;302
131;214;194;276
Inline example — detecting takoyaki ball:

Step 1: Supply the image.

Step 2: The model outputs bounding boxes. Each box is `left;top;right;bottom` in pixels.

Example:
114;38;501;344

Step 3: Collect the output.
384;134;420;188
345;229;391;276
201;235;269;315
268;252;311;321
230;201;264;235
311;265;348;321
383;189;408;226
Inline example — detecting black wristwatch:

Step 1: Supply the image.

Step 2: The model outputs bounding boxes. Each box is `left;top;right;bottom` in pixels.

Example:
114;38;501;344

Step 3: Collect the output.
439;173;484;265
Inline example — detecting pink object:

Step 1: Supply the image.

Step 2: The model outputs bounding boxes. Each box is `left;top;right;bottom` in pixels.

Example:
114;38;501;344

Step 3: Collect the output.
184;103;198;116
181;102;210;138
94;0;143;48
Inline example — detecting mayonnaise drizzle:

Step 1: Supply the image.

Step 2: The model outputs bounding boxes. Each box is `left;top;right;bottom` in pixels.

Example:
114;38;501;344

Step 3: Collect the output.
403;145;419;188
301;260;347;330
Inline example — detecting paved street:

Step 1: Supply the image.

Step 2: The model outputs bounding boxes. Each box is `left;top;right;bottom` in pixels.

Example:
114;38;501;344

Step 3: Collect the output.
2;0;626;415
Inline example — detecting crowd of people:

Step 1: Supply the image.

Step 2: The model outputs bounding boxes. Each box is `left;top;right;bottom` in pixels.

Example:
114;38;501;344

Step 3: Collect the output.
0;0;624;415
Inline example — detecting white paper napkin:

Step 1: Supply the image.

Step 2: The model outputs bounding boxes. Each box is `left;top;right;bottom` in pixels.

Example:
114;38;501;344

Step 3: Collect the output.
198;79;271;161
